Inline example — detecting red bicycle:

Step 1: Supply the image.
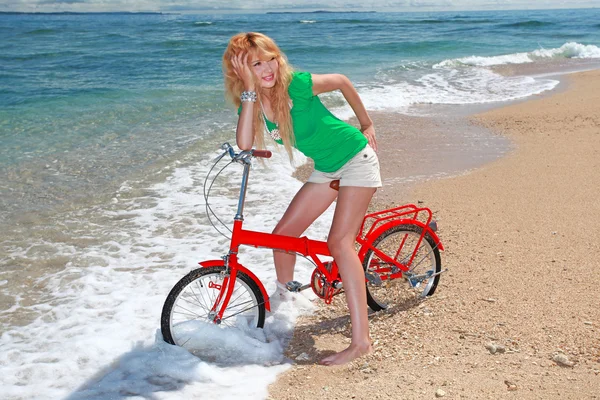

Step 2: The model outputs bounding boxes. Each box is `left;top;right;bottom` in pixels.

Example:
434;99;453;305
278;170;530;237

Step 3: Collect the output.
161;143;445;348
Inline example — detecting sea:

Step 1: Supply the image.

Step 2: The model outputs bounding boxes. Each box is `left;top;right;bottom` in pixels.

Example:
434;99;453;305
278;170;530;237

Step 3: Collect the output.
1;8;600;399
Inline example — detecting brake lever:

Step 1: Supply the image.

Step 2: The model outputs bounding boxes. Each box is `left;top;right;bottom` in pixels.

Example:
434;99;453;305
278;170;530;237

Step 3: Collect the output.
212;143;236;162
212;150;228;163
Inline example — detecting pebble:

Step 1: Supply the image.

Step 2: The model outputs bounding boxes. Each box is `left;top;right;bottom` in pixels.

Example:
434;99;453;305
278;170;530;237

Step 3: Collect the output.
435;388;446;397
552;353;575;367
485;342;506;354
295;352;310;361
504;380;518;391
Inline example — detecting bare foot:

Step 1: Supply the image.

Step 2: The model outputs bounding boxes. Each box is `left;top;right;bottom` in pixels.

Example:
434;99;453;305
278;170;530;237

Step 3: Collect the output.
319;343;373;366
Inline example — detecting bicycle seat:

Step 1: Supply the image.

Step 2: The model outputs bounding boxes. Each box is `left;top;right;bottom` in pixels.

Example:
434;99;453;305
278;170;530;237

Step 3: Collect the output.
329;180;340;191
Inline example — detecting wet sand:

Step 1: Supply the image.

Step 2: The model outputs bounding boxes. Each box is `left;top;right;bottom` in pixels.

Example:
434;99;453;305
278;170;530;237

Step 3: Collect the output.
269;69;600;399
294;111;512;206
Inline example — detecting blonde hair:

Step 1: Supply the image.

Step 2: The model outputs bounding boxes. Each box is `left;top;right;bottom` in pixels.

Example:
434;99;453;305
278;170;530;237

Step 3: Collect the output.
223;32;295;160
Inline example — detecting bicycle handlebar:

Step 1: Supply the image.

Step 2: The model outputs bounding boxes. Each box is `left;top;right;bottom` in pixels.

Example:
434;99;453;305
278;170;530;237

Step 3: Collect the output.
251;149;272;159
219;142;271;162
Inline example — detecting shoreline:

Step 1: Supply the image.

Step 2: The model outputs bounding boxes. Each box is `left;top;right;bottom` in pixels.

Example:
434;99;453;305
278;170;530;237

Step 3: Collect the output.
269;69;600;399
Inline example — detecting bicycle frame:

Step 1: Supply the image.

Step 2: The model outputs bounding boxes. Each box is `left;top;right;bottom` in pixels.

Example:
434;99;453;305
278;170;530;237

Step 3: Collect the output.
200;148;340;322
201;145;443;324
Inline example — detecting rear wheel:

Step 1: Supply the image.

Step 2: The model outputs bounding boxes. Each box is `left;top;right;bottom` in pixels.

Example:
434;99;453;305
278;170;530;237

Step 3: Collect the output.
161;266;266;347
362;224;441;311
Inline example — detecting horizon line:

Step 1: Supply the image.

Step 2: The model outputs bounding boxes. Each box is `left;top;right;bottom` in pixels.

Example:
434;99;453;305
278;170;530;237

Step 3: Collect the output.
2;6;599;15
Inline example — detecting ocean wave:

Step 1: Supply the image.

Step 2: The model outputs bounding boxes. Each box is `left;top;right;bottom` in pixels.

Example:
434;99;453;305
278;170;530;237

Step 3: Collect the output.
4;51;78;62
331;66;558;119
24;28;58;35
299;20;316;23
193;21;213;26
159;39;192;47
326;18;493;25
435;52;532;68
531;42;600;59
500;20;555;28
329;18;376;24
434;42;600;68
407;19;494;24
450;19;494;24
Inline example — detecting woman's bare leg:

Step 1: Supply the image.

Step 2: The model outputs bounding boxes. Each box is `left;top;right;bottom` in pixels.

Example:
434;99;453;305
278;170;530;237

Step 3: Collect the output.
320;186;376;366
272;182;338;284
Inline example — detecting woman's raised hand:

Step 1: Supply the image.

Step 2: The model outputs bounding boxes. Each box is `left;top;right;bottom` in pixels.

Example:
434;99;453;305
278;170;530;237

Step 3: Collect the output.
231;52;255;91
361;124;377;152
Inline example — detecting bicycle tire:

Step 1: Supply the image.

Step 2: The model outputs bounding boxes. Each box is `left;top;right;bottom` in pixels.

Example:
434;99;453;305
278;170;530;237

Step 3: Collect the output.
161;266;266;347
362;224;441;311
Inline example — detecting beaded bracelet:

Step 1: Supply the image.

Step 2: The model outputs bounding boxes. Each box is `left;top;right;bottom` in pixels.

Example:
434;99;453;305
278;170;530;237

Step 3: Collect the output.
240;91;257;102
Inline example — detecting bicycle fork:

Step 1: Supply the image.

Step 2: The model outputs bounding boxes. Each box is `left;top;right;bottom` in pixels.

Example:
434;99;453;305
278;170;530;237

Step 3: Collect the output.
206;256;237;325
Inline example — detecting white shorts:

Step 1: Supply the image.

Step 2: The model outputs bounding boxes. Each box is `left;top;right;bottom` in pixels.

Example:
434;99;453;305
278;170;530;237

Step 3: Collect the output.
307;145;382;188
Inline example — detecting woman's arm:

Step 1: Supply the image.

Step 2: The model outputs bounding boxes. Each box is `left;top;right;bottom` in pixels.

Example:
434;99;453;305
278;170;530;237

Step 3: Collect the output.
312;73;376;151
236;100;255;151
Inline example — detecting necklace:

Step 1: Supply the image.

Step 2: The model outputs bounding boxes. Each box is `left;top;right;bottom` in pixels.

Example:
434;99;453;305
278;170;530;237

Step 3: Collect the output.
259;99;281;141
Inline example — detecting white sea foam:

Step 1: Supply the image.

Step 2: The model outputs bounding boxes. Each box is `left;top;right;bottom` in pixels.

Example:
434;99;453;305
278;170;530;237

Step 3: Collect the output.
324;44;600;118
0;145;334;399
331;66;558;119
434;42;600;68
531;42;600;59
328;43;600;117
388;42;599;114
299;20;316;23
435;52;533;67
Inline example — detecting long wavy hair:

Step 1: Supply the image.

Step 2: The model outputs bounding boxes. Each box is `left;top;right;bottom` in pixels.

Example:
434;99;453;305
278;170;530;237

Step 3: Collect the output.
223;32;295;160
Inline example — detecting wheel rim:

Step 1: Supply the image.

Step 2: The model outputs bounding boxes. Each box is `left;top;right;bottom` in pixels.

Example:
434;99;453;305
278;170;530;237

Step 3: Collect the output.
365;229;439;305
169;272;260;346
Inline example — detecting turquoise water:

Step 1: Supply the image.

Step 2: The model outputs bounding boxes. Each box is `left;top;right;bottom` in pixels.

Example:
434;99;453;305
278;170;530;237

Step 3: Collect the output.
2;9;600;222
1;9;600;399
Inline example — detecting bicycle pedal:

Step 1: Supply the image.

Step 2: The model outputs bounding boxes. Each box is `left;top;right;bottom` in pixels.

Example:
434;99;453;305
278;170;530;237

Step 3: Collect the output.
365;271;383;286
285;280;303;292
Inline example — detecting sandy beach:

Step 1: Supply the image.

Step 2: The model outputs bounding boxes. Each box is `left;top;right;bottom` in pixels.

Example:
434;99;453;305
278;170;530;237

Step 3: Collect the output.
269;69;600;399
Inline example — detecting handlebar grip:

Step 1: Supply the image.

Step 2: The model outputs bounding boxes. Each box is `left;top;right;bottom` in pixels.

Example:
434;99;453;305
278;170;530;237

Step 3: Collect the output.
252;149;272;159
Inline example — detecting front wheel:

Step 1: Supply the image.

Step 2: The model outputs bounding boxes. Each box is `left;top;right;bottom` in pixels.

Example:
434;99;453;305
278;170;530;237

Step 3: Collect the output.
362;224;442;311
161;266;266;348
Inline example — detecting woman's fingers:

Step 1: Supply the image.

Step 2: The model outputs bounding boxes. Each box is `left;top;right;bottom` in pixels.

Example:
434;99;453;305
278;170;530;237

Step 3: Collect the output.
231;52;243;68
231;52;248;79
370;132;377;152
367;135;377;152
231;56;240;76
231;51;256;90
237;52;246;69
362;126;377;152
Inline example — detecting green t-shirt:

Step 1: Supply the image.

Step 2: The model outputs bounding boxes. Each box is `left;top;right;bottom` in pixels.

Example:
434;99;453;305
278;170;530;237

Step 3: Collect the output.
240;72;368;173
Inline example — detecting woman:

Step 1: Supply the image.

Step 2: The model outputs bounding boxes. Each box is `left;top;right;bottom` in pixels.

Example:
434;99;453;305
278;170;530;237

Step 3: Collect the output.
223;32;381;366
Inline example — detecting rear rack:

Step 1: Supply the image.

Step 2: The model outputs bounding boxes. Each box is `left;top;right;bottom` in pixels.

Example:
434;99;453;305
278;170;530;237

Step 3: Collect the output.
357;204;433;242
